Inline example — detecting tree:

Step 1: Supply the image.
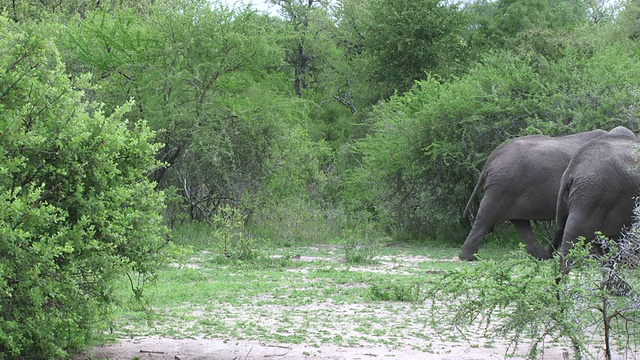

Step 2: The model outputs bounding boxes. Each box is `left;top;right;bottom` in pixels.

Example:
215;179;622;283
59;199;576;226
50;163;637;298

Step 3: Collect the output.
0;16;166;358
270;0;337;98
0;0;156;22
617;0;640;40
330;0;377;111
466;0;603;53
66;1;281;181
63;1;300;217
362;0;471;96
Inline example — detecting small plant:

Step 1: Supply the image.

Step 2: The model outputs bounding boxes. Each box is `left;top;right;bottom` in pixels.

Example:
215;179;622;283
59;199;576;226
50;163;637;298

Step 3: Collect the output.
342;239;380;264
584;231;640;360
213;205;259;261
341;222;380;264
369;282;422;302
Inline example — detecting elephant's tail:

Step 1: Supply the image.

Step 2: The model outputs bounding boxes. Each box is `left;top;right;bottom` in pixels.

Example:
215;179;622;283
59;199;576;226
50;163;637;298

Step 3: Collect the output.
551;178;572;251
463;170;486;220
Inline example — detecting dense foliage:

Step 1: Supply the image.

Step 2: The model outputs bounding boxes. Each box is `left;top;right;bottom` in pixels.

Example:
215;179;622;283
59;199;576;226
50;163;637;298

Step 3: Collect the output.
1;0;640;357
363;0;471;95
0;16;166;358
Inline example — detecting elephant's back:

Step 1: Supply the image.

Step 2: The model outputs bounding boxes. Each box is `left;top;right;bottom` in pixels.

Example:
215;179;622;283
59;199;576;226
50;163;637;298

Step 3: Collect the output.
487;129;607;163
568;136;639;174
566;136;640;199
484;137;577;219
487;136;580;176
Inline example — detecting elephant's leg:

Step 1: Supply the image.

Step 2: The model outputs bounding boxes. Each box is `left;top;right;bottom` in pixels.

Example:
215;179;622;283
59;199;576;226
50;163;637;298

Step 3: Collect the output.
512;220;550;260
459;220;490;261
459;192;506;260
559;211;597;257
551;188;570;256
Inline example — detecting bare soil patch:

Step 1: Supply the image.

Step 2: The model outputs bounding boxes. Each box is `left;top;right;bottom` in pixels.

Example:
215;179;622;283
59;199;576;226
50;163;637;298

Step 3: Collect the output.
83;336;569;360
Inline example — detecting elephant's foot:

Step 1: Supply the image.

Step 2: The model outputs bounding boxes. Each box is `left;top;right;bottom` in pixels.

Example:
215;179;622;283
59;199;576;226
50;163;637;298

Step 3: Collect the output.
458;250;478;261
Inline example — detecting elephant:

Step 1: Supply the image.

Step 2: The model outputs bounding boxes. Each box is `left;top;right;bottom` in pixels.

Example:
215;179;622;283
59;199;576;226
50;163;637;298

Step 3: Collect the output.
552;126;640;257
458;129;608;261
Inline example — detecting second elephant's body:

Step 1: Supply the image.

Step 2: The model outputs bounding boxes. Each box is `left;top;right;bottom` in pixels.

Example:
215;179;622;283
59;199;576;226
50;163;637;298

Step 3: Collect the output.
553;127;640;256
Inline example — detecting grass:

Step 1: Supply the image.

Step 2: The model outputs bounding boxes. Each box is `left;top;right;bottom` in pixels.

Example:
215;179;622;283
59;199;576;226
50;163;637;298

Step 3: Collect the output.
103;223;532;353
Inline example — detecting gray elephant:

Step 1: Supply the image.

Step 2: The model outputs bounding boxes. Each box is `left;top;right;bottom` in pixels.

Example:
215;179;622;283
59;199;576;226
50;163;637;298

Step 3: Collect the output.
552;126;640;257
459;129;608;261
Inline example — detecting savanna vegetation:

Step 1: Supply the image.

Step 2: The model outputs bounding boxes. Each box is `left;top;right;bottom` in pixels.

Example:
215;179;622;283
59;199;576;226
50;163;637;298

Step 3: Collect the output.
2;0;640;358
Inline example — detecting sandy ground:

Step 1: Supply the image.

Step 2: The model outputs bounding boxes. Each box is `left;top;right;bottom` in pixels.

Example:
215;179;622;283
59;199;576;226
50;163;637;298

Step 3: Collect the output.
83;336;570;360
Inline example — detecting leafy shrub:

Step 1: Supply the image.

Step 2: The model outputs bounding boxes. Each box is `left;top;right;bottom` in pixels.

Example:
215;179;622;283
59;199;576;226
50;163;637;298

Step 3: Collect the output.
0;17;166;359
426;232;640;360
342;217;381;264
342;241;377;264
214;205;259;261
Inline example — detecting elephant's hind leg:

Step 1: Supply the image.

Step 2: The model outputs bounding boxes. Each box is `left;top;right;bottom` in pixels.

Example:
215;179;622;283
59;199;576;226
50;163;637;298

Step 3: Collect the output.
459;221;492;261
459;191;509;260
512;220;551;260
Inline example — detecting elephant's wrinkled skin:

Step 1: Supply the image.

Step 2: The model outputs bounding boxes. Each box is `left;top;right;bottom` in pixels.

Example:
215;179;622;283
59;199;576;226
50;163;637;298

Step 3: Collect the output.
459;129;608;261
553;126;640;256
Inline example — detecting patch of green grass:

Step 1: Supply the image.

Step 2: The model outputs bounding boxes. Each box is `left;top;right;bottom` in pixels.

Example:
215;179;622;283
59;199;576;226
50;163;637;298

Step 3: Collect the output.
107;241;512;350
368;282;423;302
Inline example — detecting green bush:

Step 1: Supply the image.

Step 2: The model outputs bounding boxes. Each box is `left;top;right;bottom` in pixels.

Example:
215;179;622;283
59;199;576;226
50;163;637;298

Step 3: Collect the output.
0;17;166;358
341;215;381;264
427;235;640;360
342;240;378;264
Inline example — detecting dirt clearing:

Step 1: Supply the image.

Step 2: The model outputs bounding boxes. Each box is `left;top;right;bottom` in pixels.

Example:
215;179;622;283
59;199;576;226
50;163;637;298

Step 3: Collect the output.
77;247;622;360
84;335;570;360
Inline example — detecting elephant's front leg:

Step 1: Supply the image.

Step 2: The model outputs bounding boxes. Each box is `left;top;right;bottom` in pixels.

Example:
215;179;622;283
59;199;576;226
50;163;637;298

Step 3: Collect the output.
512;220;551;260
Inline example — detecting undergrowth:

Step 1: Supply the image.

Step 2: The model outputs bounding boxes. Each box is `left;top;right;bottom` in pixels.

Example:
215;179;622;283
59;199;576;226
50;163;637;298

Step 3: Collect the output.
426;239;640;360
